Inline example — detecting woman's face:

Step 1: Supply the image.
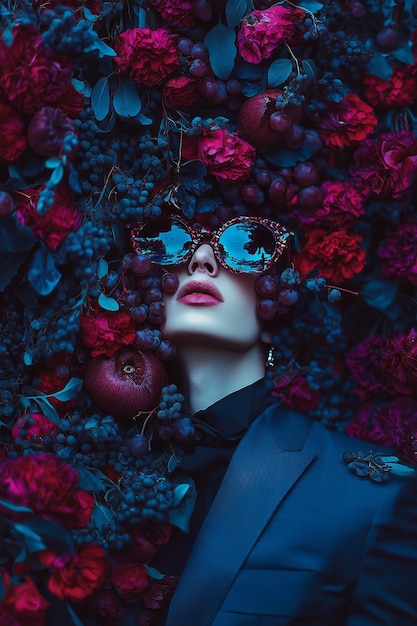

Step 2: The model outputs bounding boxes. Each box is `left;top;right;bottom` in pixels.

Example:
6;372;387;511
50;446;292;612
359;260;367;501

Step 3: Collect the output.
162;243;262;350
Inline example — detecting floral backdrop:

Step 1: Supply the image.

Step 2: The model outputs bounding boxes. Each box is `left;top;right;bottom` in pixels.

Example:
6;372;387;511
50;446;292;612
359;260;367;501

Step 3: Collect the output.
1;0;417;624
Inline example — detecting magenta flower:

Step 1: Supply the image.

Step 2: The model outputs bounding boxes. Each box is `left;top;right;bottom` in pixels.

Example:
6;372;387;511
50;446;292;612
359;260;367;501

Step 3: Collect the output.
237;6;299;64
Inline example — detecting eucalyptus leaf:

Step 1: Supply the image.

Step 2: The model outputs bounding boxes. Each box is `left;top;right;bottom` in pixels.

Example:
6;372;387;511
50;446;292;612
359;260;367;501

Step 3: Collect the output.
0;215;35;253
267;59;293;88
50;163;64;185
14;523;46;553
27;246;62;296
145;565;165;580
2;27;13;46
0;499;32;514
225;0;250;27
172;483;190;507
0;252;29;292
295;0;324;11
72;465;109;492
380;456;400;463
204;24;236;80
113;77;142;118
91;76;111;122
136;113;153;125
360;279;398;312
98;292;120;311
391;45;414;64
179;160;207;178
90;38;117;58
45;157;62;169
366;53;392;80
387;462;415;476
169;476;196;532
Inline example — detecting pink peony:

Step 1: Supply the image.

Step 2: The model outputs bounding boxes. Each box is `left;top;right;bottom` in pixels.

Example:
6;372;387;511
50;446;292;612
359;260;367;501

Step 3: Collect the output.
150;0;195;27
318;93;377;148
111;563;149;601
346;336;392;402
11;413;58;447
292;180;364;228
197;126;256;182
115;28;179;87
381;329;417;396
4;577;49;626
378;222;417;286
238;6;300;64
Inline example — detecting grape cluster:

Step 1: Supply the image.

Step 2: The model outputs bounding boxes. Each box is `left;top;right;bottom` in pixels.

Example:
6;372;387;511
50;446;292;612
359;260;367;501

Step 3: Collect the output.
343;450;390;483
116;469;175;525
40;6;102;57
59;220;111;289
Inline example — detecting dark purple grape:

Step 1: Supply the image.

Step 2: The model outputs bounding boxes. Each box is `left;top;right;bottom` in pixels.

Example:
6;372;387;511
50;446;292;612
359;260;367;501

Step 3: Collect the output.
122;253;135;271
127;434;149;459
269;112;292;133
148;301;165;323
256;170;272;187
194;0;212;20
191;42;208;60
257;299;278;320
0;191;15;216
298;186;323;210
130;304;148;323
349;0;366;17
161;272;179;293
376;27;399;51
240;184;258;203
284;124;305;149
173;417;196;445
145;287;162;303
135;329;154;350
268;177;286;203
199;76;218;99
130;254;152;276
103;270;120;292
156;340;177;361
56;364;70;378
156;423;174;441
190;59;208;78
210;81;228;104
122;291;141;308
256;274;280;298
278;289;299;306
177;38;193;55
226;79;241;95
293;162;319;187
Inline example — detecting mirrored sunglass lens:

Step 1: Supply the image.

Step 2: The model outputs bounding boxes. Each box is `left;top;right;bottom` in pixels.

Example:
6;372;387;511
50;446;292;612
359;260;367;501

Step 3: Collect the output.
218;223;276;272
136;219;192;264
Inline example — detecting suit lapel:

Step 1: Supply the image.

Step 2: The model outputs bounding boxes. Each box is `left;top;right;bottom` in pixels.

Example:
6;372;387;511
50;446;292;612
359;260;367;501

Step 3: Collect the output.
166;408;317;626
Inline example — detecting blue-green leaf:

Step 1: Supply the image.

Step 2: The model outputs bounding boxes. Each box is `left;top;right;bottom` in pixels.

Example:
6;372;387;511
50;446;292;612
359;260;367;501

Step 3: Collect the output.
360;279;398;311
91;76;111;122
267;59;293;87
45;157;62;169
204;24;236;80
27;246;62;296
32;396;61;425
98;292;120;311
169;476;196;532
386;462;415;476
14;523;46;553
0;252;29;292
72;78;91;97
50;163;64;185
52;377;83;401
391;45;414;65
380;456;400;463
295;0;324;11
0;499;32;514
225;0;250;27
98;258;109;279
91;38;117;58
113;77;142;118
0;215;35;254
366;53;392;80
172;483;190;507
136;113;153;125
145;565;165;580
2;28;13;46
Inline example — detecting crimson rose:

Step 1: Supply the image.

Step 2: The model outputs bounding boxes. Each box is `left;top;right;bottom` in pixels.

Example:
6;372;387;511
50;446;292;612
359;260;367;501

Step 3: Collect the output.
0;25;72;114
15;184;82;251
41;545;107;602
378;222;417;287
115;28;179;87
0;100;27;162
318;93;377;148
80;309;136;357
238;5;300;64
295;229;366;284
198;127;256;183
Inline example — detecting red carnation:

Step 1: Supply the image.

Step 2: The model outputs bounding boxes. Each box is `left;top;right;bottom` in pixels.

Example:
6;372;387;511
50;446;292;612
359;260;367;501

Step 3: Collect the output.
295;229;366;285
15;184;82;251
115;28;180;88
351;130;417;199
0;100;27;162
150;0;195;27
11;412;58;447
0;452;94;528
318;93;377;148
238;5;300;64
292;180;364;228
364;64;417;109
346;336;392;402
4;577;49;626
198;127;256;183
0;25;72;114
111;562;149;601
41;545;107;602
80;309;136;357
381;329;417;396
272;375;320;411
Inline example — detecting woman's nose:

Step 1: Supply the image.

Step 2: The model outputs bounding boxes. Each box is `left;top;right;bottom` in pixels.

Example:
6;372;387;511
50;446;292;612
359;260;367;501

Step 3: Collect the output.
187;244;219;276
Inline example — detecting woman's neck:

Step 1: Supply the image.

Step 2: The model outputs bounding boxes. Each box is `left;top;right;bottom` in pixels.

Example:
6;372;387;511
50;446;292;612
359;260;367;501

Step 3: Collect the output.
174;343;265;413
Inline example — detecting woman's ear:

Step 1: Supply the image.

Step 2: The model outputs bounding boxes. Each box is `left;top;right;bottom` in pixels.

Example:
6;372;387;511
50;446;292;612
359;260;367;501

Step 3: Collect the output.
260;330;272;344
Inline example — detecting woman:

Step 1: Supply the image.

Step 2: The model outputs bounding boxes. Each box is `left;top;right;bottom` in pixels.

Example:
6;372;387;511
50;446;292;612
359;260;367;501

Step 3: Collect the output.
133;214;417;625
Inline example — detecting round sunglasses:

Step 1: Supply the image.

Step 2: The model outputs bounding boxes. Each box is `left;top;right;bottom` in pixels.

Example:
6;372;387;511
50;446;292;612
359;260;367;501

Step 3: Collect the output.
130;215;292;275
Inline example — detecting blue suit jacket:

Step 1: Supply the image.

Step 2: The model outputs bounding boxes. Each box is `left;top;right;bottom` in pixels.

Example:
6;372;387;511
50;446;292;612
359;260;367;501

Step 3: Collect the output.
166;406;417;625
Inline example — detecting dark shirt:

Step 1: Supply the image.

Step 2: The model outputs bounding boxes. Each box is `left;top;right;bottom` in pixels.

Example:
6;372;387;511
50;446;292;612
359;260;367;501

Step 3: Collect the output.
152;377;275;576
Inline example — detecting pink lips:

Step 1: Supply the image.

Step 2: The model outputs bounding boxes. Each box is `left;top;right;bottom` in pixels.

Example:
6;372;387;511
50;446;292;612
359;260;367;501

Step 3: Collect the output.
176;280;224;306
